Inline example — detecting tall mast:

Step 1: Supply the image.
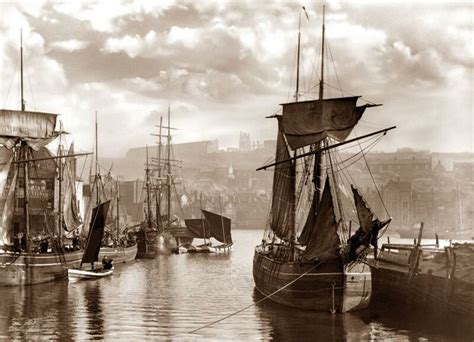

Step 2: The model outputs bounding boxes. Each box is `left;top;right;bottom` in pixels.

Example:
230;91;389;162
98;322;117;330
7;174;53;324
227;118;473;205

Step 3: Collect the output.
314;5;326;210
58;122;63;241
146;145;152;228
156;115;163;231
167;105;171;226
319;5;325;100
116;179;120;241
19;31;30;251
20;30;25;111
95;111;99;205
295;12;301;102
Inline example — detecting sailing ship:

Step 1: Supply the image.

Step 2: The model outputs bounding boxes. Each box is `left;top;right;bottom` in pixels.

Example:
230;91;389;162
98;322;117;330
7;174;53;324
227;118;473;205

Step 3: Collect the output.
69;200;114;280
370;223;474;319
135;145;159;259
252;6;393;312
0;34;89;285
87;113;137;263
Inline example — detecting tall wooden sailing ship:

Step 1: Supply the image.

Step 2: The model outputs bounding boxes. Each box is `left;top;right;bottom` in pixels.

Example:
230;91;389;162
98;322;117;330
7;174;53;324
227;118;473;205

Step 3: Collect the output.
253;6;393;312
0;34;89;285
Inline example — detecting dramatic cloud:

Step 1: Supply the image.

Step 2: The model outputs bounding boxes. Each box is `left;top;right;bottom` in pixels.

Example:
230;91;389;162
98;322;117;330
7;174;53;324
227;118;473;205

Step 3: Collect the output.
0;1;472;157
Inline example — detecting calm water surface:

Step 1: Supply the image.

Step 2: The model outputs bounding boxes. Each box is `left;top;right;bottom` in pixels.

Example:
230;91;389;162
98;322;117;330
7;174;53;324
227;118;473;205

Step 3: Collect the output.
0;230;472;340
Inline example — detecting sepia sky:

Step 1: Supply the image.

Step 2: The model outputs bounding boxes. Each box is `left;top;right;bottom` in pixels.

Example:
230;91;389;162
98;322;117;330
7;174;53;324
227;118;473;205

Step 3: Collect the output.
1;1;472;157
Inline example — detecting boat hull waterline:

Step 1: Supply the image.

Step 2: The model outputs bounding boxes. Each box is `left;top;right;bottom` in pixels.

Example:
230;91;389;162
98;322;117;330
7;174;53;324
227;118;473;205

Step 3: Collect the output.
68;267;113;281
98;244;138;263
0;250;83;286
253;249;371;313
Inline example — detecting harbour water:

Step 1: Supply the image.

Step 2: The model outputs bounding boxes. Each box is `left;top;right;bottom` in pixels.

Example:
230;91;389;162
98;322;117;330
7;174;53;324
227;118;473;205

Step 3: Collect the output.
0;230;471;340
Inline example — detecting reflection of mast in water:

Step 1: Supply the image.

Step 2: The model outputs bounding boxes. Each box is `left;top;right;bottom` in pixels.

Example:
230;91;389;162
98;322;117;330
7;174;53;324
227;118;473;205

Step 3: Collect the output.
84;282;104;339
0;281;73;340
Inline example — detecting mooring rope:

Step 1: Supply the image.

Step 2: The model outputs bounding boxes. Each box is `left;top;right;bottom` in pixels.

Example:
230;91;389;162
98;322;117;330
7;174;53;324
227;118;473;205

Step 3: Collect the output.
188;260;323;334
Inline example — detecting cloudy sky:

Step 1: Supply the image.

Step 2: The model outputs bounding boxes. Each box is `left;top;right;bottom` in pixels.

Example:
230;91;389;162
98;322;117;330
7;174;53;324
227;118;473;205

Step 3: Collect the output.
1;1;472;157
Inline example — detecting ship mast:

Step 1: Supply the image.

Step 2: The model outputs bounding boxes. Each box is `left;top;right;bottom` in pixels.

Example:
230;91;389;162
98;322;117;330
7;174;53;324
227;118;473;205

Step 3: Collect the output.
314;5;325;211
295;11;301;102
95;111;100;206
156;115;163;231
19;30;30;252
145;145;152;229
166;106;171;227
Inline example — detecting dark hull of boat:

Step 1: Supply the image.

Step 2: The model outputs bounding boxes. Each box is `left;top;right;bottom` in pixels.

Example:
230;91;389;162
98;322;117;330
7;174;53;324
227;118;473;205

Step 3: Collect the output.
98;244;137;263
136;230;158;259
0;249;83;286
252;249;371;313
370;264;474;319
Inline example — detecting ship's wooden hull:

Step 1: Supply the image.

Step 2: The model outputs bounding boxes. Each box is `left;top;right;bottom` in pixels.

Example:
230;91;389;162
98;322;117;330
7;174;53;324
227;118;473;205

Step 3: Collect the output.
98;244;137;263
371;256;474;319
135;230;158;259
253;249;371;312
0;249;83;286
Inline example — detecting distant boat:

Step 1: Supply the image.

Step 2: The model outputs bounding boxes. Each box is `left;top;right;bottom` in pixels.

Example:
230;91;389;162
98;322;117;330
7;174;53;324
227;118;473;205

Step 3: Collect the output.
68;200;114;281
0;34;88;286
175;209;233;254
252;6;393;312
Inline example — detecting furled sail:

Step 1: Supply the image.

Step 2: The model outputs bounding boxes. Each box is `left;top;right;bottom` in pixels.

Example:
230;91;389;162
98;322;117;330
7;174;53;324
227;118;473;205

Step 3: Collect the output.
303;178;340;261
0;154;17;246
281;96;368;150
62;144;82;231
269;117;295;240
82;200;110;265
184;218;211;239
0;110;57;139
202;210;232;244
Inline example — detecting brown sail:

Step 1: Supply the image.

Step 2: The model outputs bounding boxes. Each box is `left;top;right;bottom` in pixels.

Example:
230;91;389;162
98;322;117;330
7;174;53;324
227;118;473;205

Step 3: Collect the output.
202;210;232;244
281;97;369;150
184;218;210;239
303;178;340;261
351;185;374;233
82;200;110;265
269;117;295;241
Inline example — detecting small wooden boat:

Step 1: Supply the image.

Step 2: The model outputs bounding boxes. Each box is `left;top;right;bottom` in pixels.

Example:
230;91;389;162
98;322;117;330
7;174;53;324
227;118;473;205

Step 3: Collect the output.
68;201;113;281
68;267;113;281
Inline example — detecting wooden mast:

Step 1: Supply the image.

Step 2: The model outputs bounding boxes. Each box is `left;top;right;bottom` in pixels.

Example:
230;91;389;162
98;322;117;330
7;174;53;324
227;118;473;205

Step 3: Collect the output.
314;5;325;210
166;106;171;227
145;145;152;229
295;11;301;102
95;111;99;206
116;179;120;244
58;122;63;242
20;30;30;252
156;115;163;232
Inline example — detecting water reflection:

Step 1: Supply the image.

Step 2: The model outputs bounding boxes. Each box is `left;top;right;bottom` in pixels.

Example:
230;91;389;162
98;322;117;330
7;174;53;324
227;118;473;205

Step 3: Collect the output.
84;282;104;339
253;289;370;340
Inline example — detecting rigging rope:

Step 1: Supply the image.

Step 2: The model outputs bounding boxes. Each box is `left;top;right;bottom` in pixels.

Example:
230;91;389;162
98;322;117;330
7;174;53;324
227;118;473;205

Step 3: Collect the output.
188;261;323;334
3;57;19;108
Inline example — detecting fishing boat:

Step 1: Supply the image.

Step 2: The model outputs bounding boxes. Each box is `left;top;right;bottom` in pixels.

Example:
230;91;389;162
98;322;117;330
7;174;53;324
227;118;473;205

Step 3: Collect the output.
176;209;233;254
69;200;114;281
370;223;474;320
0;34;89;286
252;6;393;313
